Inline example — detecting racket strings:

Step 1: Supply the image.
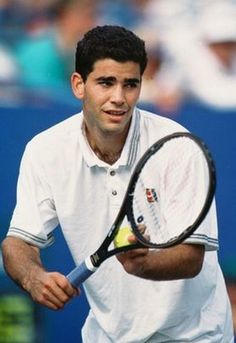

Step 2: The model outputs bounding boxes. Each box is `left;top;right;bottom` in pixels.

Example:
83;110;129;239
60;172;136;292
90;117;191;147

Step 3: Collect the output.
132;171;164;244
132;136;211;246
133;181;162;243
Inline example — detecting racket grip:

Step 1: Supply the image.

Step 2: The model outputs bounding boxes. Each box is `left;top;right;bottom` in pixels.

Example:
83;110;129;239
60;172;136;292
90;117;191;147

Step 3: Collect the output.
66;257;97;287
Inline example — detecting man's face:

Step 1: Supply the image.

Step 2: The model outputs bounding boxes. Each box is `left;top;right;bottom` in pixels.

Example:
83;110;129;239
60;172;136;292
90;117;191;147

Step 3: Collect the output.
72;58;142;139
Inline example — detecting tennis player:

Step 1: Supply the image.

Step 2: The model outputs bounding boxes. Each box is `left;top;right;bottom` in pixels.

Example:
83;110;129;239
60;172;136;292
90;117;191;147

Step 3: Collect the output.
1;25;234;342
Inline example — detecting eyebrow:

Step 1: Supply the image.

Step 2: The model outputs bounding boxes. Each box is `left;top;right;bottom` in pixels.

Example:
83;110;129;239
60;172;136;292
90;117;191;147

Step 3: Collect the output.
95;76;140;84
124;78;141;84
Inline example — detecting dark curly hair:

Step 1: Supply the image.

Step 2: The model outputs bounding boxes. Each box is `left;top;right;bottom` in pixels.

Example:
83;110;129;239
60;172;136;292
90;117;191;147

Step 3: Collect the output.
75;25;148;81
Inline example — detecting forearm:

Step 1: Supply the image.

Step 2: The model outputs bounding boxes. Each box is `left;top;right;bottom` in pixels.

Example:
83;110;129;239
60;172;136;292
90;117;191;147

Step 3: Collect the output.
117;244;205;281
143;244;205;280
1;236;45;291
1;236;78;310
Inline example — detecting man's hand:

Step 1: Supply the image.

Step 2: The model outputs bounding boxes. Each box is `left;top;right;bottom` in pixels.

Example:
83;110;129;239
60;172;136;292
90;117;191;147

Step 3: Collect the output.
116;231;205;281
24;269;80;310
116;245;149;277
116;227;150;277
1;237;80;310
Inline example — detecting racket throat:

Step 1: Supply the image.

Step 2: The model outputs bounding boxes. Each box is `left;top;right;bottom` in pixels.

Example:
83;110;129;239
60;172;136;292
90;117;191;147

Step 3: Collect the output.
90;248;107;267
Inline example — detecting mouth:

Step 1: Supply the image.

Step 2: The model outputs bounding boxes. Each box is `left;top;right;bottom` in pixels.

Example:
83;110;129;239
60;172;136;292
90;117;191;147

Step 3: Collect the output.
104;110;127;116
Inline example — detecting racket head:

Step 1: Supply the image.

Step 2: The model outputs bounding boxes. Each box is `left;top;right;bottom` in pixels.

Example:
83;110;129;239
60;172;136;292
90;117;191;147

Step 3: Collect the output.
126;132;216;248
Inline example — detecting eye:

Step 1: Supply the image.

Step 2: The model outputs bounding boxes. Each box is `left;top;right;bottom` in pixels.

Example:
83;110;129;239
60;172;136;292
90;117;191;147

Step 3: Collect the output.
98;80;113;87
124;82;139;88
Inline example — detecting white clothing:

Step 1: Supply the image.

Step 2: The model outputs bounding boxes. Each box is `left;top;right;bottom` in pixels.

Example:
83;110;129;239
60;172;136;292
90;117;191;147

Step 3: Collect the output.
0;45;19;82
163;28;236;109
140;0;236;109
8;108;234;342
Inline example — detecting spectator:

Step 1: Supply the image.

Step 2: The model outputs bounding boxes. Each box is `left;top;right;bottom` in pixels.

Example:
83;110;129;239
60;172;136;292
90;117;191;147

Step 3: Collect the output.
97;0;148;29
15;0;97;90
0;0;56;46
0;43;19;83
141;1;236;111
135;25;184;115
188;1;236;109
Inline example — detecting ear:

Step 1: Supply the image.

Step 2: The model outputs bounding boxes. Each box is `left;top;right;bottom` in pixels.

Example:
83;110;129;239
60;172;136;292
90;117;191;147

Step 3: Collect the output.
71;72;85;99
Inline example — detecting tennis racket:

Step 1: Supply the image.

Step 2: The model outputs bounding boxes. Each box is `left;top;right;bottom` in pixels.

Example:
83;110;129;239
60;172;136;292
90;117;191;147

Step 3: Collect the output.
67;132;216;287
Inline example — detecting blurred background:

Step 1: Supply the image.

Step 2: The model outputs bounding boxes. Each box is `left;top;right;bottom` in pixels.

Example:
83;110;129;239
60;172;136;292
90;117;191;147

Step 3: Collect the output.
0;0;236;341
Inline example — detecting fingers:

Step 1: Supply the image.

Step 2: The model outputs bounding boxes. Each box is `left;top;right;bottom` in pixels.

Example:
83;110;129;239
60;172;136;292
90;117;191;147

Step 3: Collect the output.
117;246;148;261
116;248;149;277
137;224;146;235
29;271;80;310
116;224;150;276
43;273;79;310
116;243;149;271
128;224;150;244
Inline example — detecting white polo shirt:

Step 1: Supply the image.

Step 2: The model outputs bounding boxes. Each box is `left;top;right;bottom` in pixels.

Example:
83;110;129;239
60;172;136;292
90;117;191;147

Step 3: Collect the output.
8;108;234;342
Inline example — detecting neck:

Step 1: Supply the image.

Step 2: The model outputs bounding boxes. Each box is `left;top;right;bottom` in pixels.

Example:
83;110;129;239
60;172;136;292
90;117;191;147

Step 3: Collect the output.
93;148;122;165
91;135;124;165
83;123;127;165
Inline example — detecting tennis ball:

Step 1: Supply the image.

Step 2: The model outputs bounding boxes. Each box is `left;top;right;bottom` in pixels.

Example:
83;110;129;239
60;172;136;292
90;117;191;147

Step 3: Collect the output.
114;226;133;248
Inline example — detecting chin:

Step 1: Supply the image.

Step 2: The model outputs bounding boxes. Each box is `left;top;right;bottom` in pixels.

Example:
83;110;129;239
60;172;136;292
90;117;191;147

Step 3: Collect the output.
101;123;127;136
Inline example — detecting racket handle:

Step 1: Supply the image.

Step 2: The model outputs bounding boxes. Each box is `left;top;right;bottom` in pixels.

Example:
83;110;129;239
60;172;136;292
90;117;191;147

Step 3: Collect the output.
66;257;97;287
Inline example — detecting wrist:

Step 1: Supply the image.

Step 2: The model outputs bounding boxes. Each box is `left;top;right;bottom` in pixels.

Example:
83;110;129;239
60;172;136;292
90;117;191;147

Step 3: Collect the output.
22;264;45;292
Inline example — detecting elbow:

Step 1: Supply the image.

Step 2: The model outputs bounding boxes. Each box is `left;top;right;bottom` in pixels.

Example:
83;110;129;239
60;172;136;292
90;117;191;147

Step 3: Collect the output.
188;260;204;278
187;249;205;278
1;237;8;257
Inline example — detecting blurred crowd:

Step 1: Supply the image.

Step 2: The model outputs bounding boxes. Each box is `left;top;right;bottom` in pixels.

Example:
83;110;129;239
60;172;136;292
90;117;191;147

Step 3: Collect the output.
1;0;236;112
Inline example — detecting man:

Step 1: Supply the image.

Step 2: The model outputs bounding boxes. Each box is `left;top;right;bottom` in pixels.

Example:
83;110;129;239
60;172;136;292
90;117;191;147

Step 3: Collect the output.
1;25;234;342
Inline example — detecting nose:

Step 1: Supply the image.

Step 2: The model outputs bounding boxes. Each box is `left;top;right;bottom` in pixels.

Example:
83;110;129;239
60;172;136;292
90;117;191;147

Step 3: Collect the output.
110;85;125;105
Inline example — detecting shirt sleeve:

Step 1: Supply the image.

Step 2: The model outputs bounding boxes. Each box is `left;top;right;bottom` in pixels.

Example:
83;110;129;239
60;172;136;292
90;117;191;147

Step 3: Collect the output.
183;199;219;251
7;141;59;248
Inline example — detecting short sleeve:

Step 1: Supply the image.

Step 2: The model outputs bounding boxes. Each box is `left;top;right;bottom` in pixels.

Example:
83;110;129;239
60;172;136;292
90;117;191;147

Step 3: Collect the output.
7;141;59;248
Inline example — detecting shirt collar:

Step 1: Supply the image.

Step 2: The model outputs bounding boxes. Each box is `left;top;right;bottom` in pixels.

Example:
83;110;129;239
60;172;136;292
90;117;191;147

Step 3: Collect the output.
78;108;141;168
